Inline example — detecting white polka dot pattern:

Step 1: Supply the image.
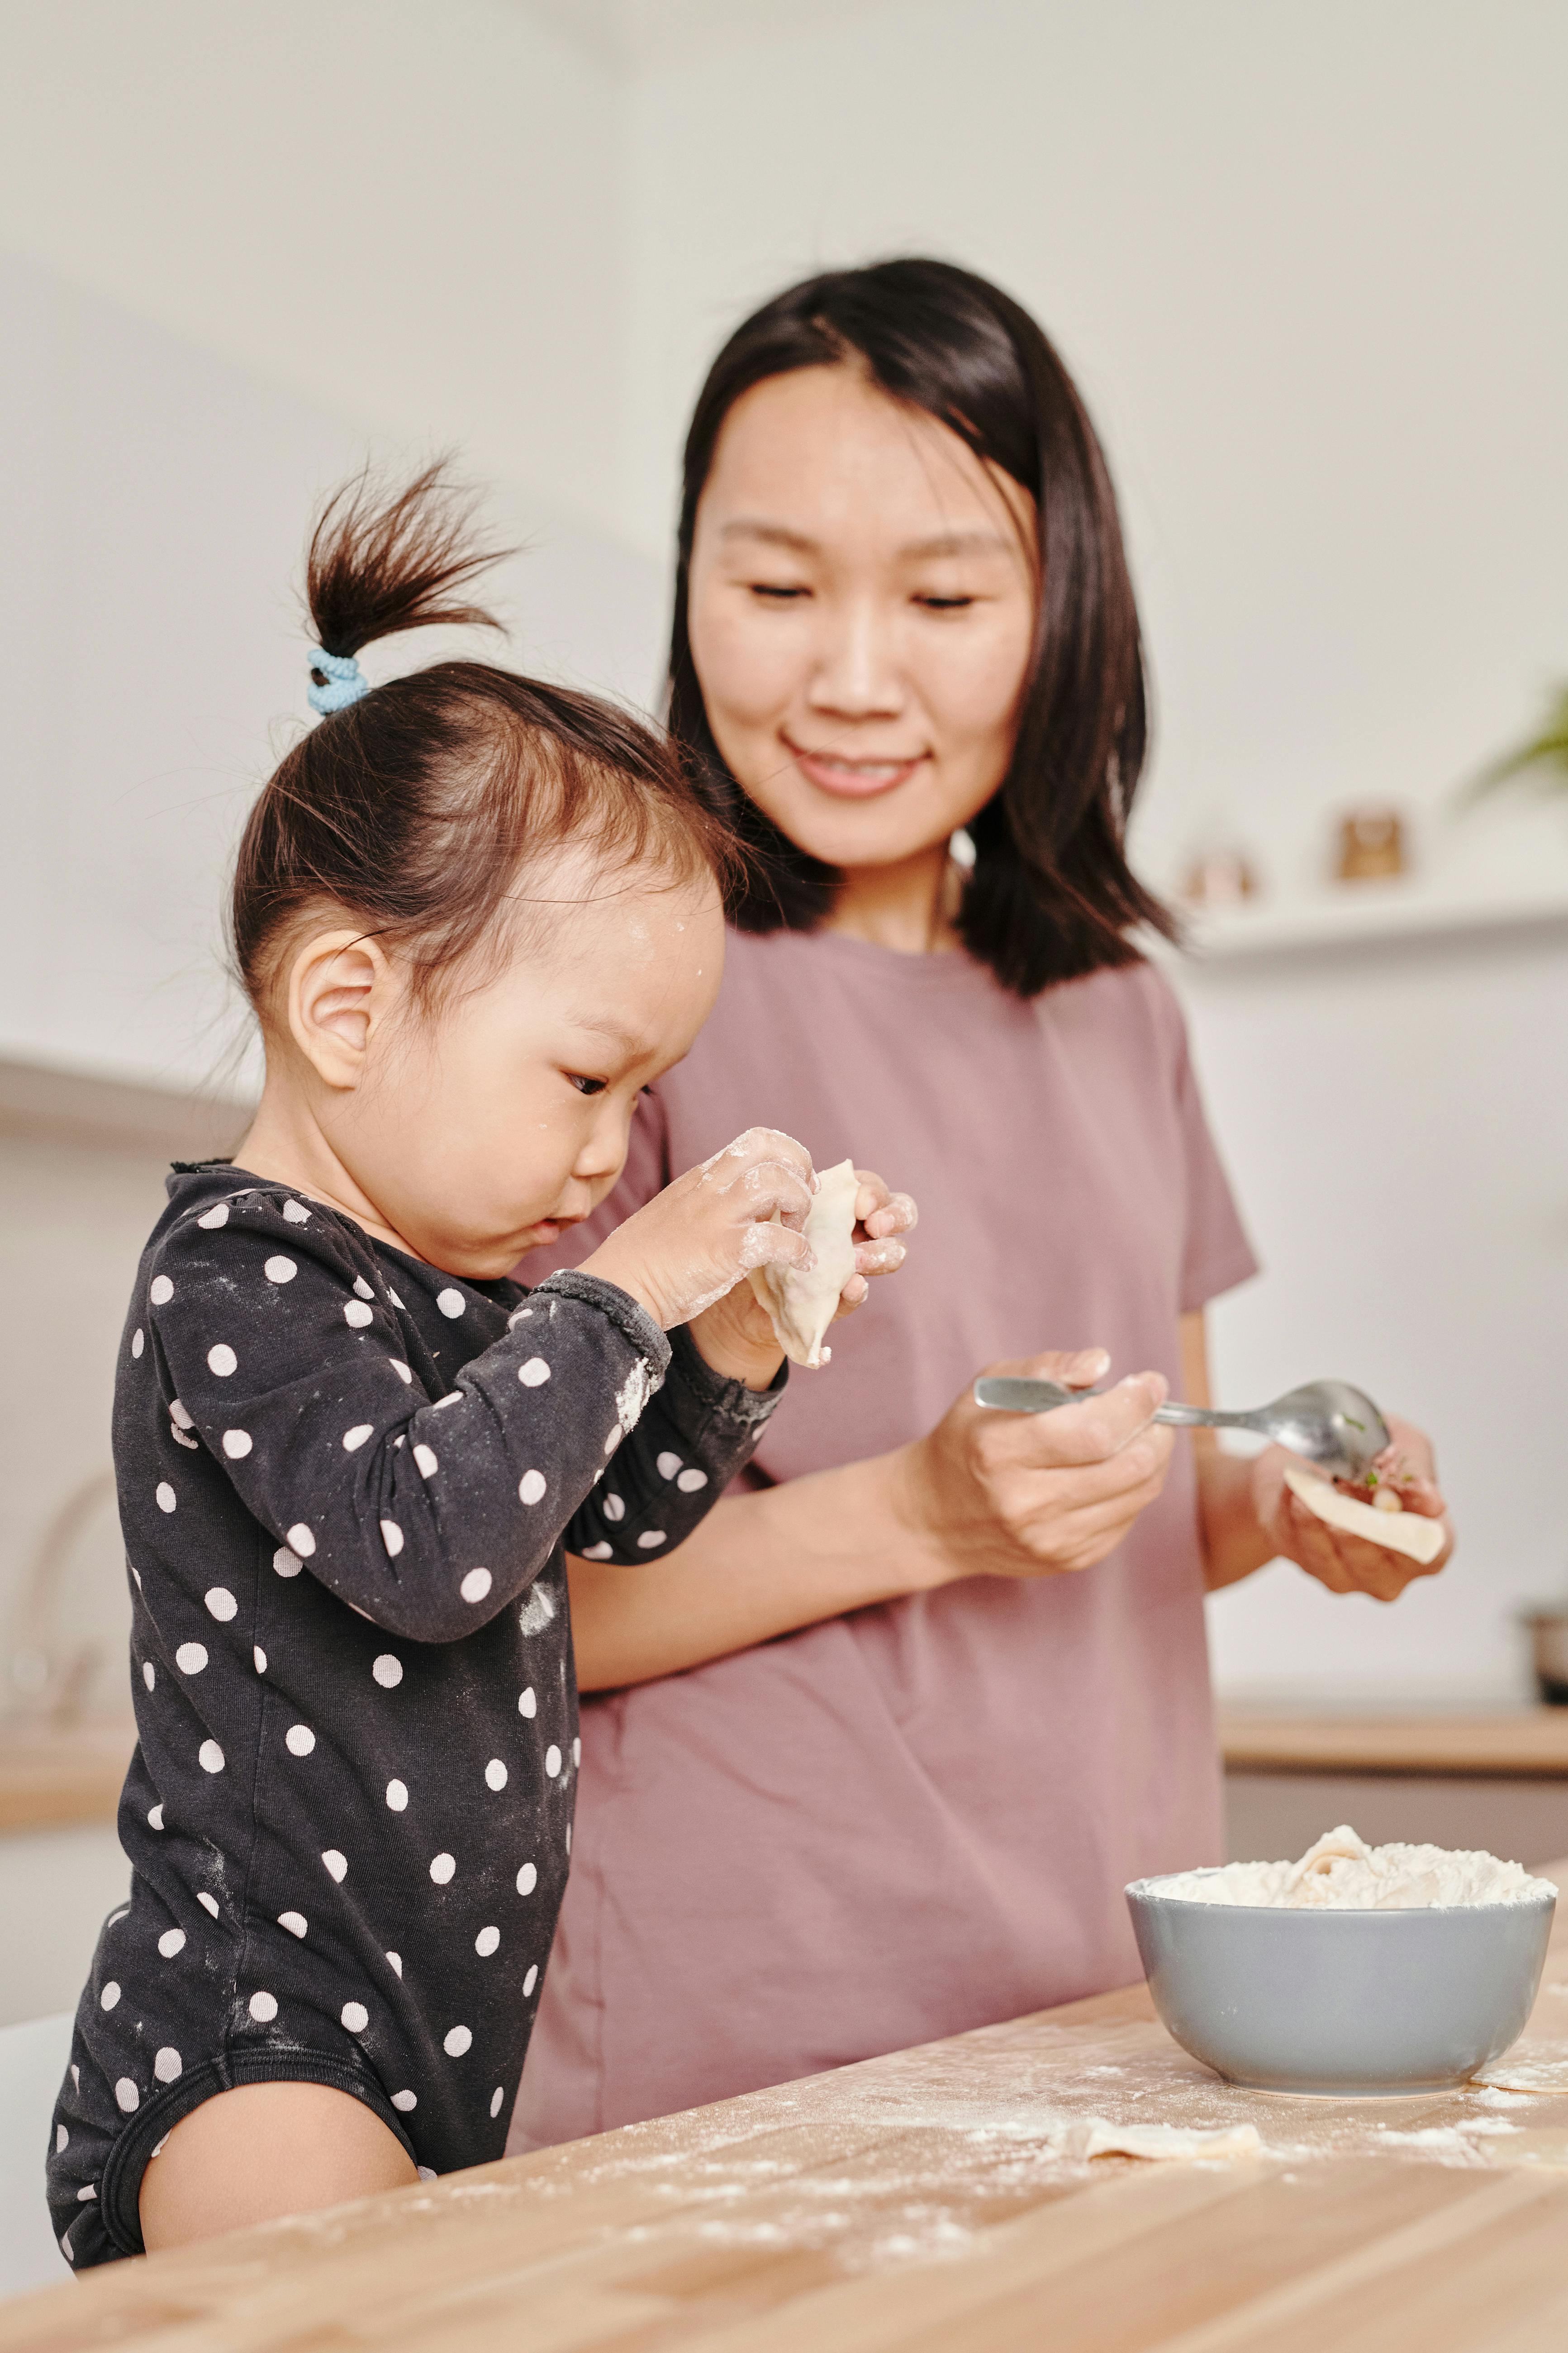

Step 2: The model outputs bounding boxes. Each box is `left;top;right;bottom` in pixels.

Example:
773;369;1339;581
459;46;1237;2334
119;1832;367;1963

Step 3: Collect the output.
437;1288;466;1319
443;2024;472;2056
475;1925;500;1956
430;1853;456;1885
132;1327;144;1358
380;1519;404;1558
222;1429;252;1458
285;1724;316;1757
523;1965;539;1998
273;1546;302;1577
254;1646;267;1673
389;1358;413;1383
484;1759;507;1791
157;1929;185;1958
580;1541;613;1559
516;1862;538;1896
353;1277;375;1301
656;1452;682;1480
142;1661;156;1691
392;2088;417;2111
205;1586;238;1621
386;1950;402;1977
490;2086;505;2118
197;1892;219;1917
386;1779;409;1811
175;1643;208;1675
518;1687;537;1717
264;1255;297;1283
413;1444;438;1478
344;1300;374;1329
341;2001;369;2033
207;1344;238;1377
154;2048;182;2082
517;1358;550;1387
460;1567;492;1604
279;1911;307;1938
322;1849;347;1881
636;1530;668;1549
342;1424;374;1451
155;1481;176;1514
282;1198;309;1223
285;1523;315;1558
114;2079;139;2114
601;1493;625;1522
518;1469;546;1505
248;1991;278;2023
197;1204;229;1229
372;1653;403;1688
147;1803;164;1831
149;1275;173;1306
677;1467;709;1493
100;1983;120;2011
198;1740;225;1774
544;1745;562;1778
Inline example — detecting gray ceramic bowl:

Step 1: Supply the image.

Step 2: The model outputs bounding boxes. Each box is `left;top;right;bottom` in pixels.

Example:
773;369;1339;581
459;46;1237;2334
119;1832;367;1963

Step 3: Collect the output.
1125;1871;1556;2096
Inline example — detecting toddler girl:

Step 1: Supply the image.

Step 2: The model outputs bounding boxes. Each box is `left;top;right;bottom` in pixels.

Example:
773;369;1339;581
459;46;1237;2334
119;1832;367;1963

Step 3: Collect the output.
48;467;910;2265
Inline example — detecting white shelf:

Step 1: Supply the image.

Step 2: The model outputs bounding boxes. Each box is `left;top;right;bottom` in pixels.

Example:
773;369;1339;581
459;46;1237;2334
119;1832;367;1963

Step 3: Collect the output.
1164;876;1568;962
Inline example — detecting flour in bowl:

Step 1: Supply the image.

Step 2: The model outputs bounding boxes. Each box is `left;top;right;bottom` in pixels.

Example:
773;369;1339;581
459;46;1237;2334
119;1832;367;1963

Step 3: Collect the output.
1152;1825;1557;1910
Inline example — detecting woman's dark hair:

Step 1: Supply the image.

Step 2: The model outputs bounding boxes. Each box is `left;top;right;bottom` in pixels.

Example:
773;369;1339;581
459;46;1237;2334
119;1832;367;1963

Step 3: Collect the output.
233;462;735;1018
668;258;1175;996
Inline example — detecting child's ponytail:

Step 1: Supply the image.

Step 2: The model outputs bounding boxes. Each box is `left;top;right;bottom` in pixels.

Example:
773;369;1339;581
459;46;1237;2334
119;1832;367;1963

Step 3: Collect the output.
233;463;735;1019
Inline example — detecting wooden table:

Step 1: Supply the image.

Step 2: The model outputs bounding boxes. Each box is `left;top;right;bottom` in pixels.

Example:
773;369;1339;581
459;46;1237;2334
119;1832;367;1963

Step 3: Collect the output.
0;1724;134;1835
1219;1710;1568;1780
5;1863;1568;2351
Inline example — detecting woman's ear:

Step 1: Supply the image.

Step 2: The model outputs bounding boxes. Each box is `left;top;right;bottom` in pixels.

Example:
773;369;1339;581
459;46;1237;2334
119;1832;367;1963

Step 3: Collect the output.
285;930;399;1091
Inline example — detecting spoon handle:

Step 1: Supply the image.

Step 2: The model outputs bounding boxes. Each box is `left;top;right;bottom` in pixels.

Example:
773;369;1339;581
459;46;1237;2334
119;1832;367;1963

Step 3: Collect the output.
1150;1403;1256;1431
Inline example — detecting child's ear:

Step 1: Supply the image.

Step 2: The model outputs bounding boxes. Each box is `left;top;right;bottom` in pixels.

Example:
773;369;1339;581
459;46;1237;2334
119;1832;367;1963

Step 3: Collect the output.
286;930;398;1090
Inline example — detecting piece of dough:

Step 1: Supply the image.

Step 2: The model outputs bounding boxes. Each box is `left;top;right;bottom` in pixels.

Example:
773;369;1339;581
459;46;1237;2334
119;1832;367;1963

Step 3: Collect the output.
1282;1461;1445;1564
1056;2119;1263;2163
748;1157;859;1369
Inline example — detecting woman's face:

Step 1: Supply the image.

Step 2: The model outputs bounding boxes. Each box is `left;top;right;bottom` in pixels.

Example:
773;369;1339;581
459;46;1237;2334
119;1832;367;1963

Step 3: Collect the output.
687;366;1037;872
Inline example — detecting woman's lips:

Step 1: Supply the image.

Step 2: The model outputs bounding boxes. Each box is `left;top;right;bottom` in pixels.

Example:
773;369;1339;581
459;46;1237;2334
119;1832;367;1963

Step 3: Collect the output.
784;740;927;799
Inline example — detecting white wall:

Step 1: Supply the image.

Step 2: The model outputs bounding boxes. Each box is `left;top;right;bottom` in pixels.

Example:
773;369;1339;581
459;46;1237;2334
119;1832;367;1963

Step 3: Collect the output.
624;0;1568;895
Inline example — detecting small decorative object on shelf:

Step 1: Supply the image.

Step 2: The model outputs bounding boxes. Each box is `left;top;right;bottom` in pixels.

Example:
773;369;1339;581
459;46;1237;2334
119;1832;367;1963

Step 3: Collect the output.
1181;844;1259;909
1335;807;1407;883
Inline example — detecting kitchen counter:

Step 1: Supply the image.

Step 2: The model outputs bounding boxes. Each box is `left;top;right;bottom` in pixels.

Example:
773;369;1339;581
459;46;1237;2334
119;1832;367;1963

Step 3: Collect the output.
1220;1708;1568;1779
5;1858;1567;2351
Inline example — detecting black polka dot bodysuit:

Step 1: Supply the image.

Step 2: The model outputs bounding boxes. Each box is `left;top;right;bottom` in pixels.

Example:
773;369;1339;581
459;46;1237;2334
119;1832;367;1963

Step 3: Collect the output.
49;1163;782;2267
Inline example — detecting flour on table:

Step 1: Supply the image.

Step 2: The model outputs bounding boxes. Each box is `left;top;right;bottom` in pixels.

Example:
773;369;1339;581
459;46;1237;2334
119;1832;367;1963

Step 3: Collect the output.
1149;1824;1557;1910
1471;2054;1568;2094
748;1157;859;1369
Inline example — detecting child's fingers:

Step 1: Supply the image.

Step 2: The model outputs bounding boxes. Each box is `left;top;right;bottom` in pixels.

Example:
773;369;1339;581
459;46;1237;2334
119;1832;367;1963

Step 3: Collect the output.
854;1174;917;1238
831;1273;871;1321
741;1221;814;1276
853;1238;906;1278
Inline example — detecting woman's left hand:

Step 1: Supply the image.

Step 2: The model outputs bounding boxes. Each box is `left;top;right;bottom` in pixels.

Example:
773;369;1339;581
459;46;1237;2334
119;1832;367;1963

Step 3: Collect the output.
1252;1412;1454;1601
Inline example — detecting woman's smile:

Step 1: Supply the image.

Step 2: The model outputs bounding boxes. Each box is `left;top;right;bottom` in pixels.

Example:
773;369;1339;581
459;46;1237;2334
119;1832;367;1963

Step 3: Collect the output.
781;734;928;799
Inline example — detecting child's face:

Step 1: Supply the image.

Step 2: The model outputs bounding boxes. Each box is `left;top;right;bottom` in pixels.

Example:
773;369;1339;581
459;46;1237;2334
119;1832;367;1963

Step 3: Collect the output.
295;855;726;1277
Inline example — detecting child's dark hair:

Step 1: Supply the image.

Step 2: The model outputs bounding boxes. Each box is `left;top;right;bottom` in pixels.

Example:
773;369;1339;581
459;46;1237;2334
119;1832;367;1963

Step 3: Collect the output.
233;462;734;1019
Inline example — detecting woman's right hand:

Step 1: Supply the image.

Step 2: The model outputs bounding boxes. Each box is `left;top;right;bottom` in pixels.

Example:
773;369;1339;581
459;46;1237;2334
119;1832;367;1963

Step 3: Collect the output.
898;1349;1174;1581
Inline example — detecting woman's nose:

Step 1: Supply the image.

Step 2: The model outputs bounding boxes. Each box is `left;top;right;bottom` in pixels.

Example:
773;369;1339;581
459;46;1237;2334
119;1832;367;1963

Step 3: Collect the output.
806;599;906;719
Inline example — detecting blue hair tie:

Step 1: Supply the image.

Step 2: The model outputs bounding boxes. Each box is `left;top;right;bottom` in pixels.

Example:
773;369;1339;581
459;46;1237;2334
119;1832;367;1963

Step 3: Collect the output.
307;647;370;715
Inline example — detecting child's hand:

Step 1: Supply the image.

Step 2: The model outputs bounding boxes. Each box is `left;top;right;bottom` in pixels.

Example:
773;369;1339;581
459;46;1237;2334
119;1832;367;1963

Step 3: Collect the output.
689;1165;917;1389
580;1128;817;1341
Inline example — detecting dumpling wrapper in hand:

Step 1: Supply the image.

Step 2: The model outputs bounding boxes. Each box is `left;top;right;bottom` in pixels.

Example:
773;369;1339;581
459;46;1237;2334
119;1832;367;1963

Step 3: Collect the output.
748;1157;859;1370
1282;1460;1445;1564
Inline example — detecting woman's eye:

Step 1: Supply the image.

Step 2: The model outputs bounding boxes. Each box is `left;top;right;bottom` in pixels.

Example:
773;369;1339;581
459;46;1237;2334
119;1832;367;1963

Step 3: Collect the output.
569;1075;608;1097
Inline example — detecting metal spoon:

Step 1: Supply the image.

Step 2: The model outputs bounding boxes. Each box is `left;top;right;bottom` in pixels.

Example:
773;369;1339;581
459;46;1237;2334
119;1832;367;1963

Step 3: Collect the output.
972;1376;1392;1482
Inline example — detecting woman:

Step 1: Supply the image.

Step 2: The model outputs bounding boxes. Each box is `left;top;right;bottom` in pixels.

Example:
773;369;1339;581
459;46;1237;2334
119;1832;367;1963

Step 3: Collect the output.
511;259;1452;2148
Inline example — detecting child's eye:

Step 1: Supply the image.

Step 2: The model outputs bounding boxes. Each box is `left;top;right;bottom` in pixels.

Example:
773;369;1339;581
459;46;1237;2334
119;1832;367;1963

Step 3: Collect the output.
569;1075;608;1097
916;593;977;611
749;582;810;601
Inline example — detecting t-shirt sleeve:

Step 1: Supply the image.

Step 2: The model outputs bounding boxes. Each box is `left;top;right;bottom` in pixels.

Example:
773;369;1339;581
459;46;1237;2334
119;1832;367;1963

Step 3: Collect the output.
1157;977;1260;1314
145;1194;674;1644
513;1086;671;1286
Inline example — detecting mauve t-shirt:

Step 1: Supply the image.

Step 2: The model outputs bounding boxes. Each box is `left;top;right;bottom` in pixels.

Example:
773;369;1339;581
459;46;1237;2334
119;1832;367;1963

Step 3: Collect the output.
509;926;1256;2149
